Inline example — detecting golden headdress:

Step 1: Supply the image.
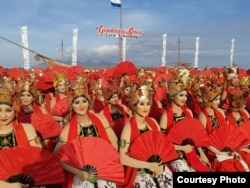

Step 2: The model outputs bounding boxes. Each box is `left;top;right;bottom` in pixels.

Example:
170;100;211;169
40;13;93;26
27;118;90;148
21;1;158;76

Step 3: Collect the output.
122;78;133;89
102;84;119;101
228;88;246;110
200;78;223;107
0;76;15;93
131;85;152;106
68;77;89;105
17;77;37;96
227;64;239;80
239;75;250;90
168;71;187;97
0;76;18;110
0;87;15;105
53;72;68;88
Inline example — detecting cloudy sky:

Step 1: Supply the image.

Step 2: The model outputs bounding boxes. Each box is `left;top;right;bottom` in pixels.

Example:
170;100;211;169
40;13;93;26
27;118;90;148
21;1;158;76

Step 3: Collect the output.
0;0;250;69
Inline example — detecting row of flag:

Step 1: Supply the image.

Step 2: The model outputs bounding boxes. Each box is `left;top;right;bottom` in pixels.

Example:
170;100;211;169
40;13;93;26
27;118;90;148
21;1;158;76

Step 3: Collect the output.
110;0;121;7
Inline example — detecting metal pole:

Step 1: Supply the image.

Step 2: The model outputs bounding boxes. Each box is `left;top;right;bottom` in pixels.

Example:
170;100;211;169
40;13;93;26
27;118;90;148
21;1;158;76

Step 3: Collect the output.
118;2;123;63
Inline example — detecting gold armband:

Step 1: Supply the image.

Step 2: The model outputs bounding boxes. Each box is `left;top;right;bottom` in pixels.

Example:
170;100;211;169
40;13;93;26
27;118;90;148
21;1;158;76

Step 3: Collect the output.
28;136;41;144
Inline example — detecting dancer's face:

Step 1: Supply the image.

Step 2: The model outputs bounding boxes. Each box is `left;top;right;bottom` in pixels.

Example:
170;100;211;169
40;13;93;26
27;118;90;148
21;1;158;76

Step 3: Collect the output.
0;103;15;126
134;97;151;117
211;95;221;108
20;91;34;106
72;96;89;115
56;81;67;93
172;90;188;106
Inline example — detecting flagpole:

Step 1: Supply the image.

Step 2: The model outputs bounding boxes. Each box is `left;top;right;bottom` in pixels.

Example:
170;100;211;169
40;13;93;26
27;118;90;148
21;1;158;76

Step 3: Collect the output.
61;38;64;64
118;0;123;62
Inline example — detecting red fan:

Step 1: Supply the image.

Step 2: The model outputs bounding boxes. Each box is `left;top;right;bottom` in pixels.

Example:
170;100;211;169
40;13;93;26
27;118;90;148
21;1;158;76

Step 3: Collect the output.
6;68;27;81
113;61;137;77
56;137;124;184
238;121;250;140
153;73;172;84
209;125;250;151
31;113;62;139
167;117;210;147
0;146;64;186
67;65;85;80
128;131;178;163
36;76;53;91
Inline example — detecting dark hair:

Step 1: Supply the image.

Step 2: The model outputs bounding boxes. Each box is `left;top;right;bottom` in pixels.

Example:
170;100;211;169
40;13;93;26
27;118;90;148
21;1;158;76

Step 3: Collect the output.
0;101;13;107
72;95;90;103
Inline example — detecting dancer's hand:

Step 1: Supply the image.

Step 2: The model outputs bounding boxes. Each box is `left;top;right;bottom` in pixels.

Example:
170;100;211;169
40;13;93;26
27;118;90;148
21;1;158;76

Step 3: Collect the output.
8;182;29;188
148;162;164;176
77;171;91;181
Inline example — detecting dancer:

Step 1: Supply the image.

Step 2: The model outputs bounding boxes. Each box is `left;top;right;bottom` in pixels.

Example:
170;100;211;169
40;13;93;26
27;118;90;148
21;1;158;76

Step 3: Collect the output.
54;79;119;188
120;85;174;188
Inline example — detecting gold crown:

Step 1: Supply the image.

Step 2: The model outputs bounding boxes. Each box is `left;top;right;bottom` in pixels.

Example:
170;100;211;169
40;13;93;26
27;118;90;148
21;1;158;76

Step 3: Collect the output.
200;85;222;105
168;79;187;97
167;70;188;97
227;64;239;80
190;81;202;96
102;85;119;101
53;73;68;88
0;88;15;105
17;79;36;95
122;78;132;89
239;76;249;89
131;85;151;106
69;79;89;102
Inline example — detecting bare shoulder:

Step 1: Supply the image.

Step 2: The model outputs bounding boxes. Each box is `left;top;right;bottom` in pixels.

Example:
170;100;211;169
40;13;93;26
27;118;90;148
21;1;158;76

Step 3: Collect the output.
197;111;205;119
95;112;109;127
187;108;194;117
60;123;70;137
120;120;131;138
21;123;36;133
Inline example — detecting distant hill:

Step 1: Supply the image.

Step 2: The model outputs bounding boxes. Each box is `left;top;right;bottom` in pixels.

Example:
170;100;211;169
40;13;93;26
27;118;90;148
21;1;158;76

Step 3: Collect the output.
32;59;116;69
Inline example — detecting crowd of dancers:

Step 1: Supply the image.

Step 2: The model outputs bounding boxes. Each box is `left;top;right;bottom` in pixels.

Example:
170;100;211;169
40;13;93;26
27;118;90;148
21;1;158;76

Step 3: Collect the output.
0;61;250;188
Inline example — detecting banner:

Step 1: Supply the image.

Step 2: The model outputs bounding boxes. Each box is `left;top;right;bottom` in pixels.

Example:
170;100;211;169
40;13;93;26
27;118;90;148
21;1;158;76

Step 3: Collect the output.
72;28;78;66
21;26;30;70
194;37;199;69
230;38;235;67
161;33;167;67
